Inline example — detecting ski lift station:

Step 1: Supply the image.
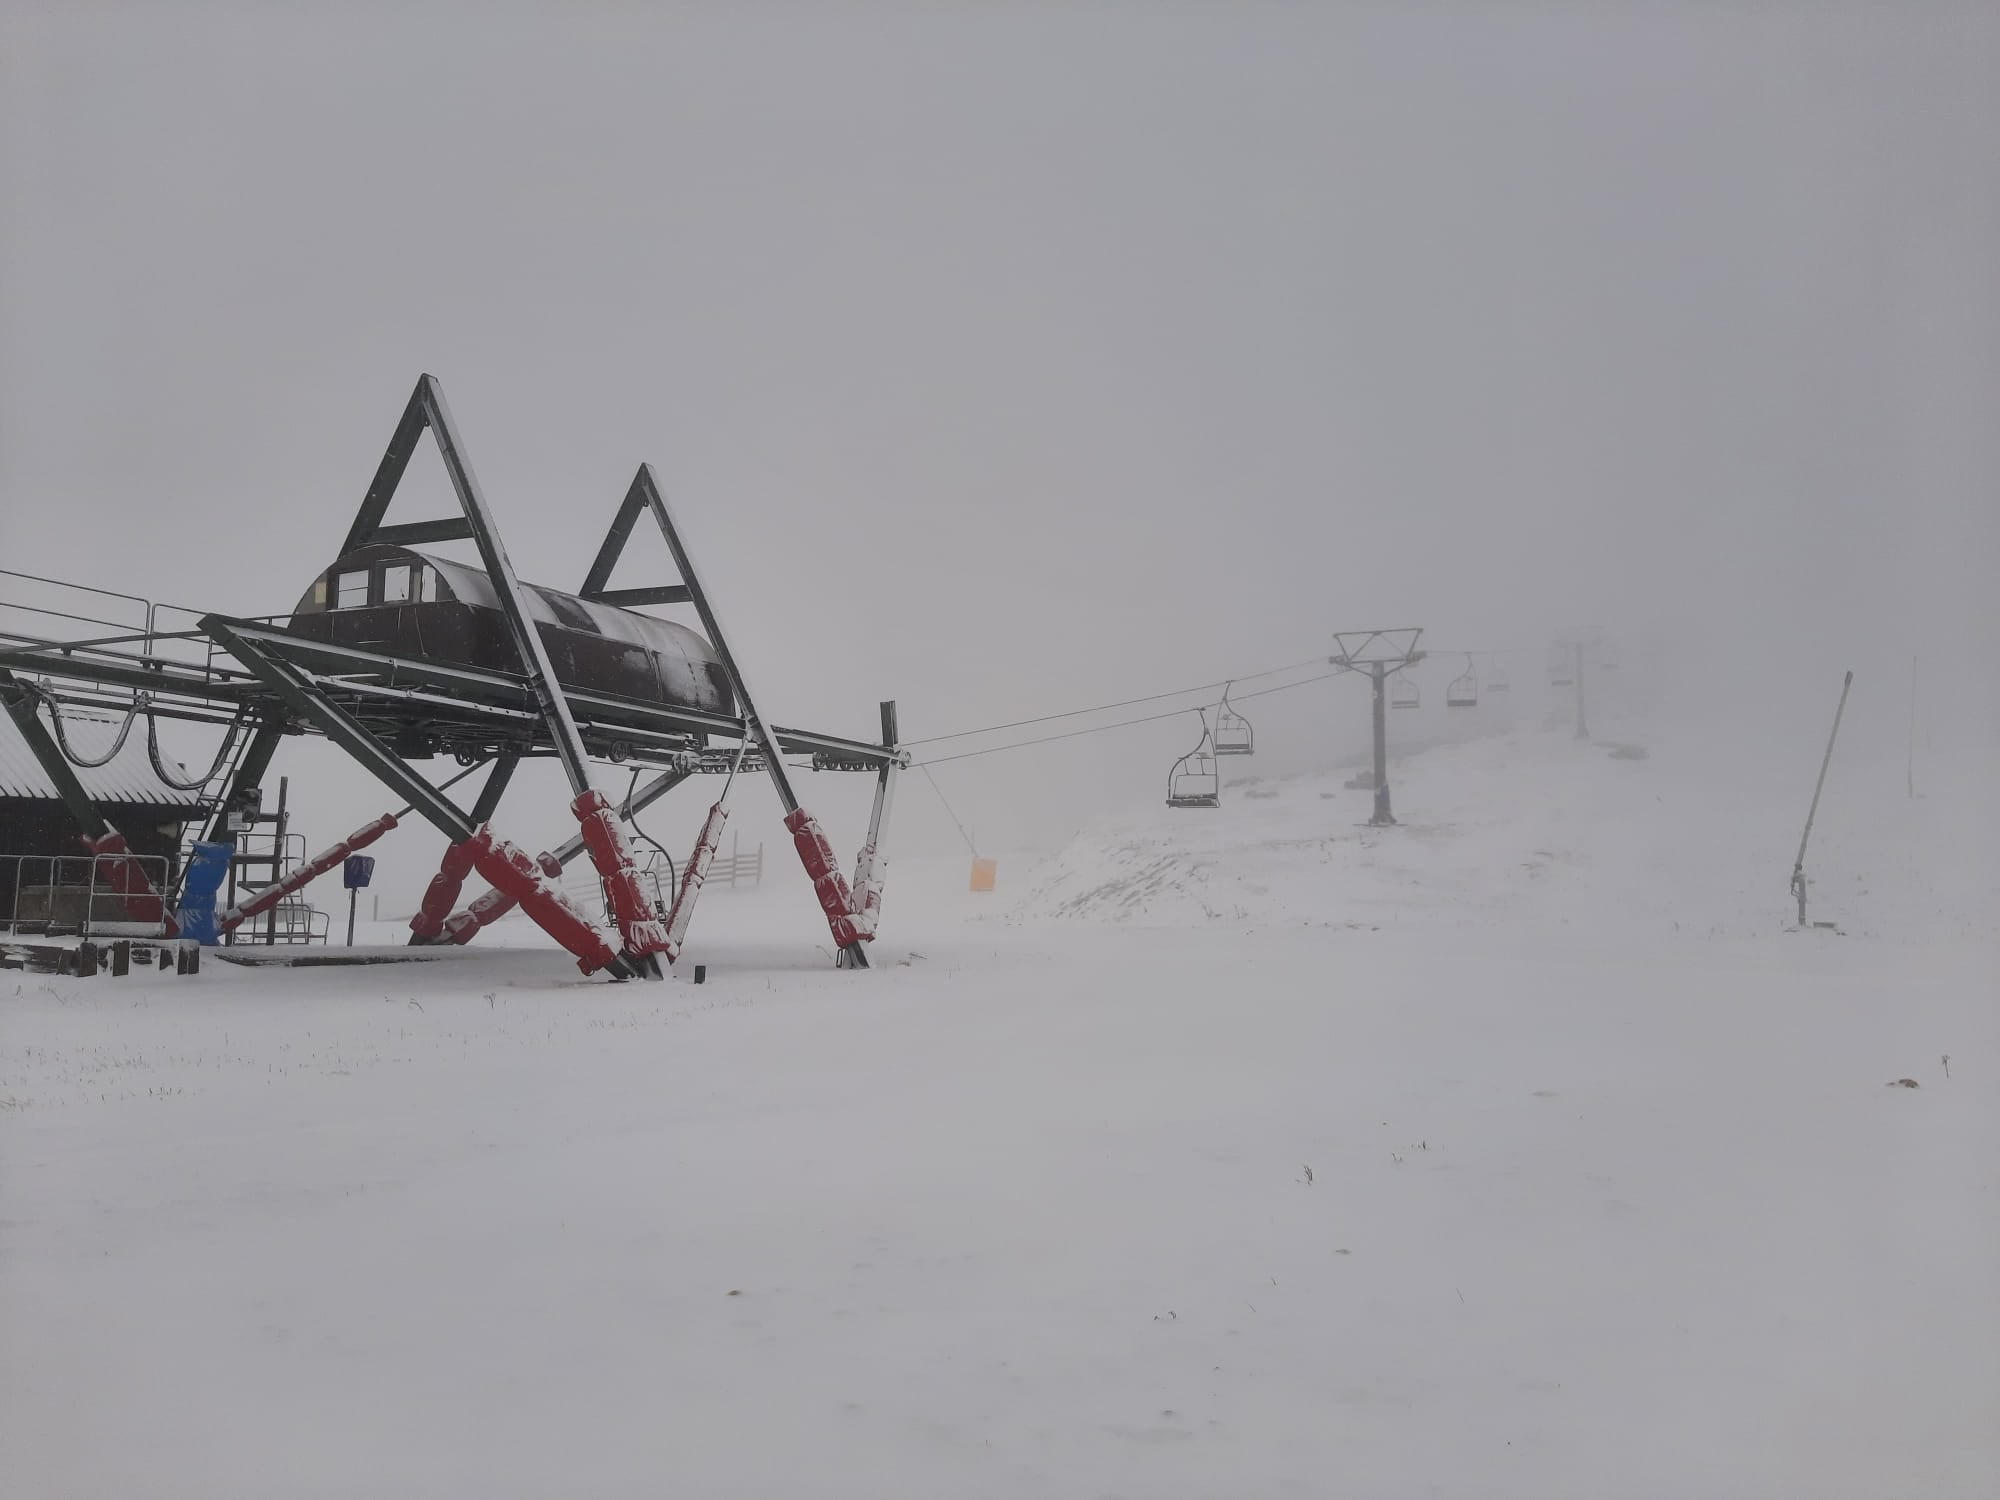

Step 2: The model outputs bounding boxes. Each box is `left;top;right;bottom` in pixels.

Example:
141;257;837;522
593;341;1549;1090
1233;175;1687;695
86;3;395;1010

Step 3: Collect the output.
0;376;906;979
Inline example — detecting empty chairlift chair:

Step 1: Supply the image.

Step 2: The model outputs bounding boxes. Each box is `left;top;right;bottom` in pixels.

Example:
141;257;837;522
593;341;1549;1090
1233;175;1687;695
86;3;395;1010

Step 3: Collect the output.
1390;670;1421;710
1549;645;1574;688
1487;655;1511;693
1166;713;1222;809
1213;684;1254;756
1446;655;1479;709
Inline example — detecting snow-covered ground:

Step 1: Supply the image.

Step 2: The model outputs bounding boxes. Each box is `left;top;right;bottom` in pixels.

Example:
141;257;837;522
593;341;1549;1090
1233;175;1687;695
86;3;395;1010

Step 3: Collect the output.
3;727;1995;1497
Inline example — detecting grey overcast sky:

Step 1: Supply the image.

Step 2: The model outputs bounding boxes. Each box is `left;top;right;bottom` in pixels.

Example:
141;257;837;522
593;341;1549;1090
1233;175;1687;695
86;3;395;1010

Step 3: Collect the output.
3;1;1996;874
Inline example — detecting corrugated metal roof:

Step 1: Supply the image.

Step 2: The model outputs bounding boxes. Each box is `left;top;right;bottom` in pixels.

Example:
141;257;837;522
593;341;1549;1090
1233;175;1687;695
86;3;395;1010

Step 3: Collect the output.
0;703;209;807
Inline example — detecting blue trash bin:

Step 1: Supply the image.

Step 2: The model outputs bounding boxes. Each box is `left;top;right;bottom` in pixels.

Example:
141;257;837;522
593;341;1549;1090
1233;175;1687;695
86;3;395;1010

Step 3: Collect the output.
176;840;235;945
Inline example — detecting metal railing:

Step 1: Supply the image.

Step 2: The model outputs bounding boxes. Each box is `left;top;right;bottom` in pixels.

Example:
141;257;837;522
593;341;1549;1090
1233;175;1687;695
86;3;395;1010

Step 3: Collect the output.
707;841;763;888
237;896;329;946
0;566;296;700
0;851;175;939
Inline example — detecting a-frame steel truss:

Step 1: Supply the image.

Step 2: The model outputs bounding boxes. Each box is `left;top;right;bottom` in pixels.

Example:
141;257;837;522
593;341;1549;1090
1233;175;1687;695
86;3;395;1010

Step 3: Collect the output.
0;375;904;979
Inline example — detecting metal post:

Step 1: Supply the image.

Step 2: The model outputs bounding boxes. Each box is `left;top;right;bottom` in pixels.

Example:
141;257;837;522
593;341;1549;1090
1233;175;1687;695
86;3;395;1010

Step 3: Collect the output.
1791;670;1854;928
1574;642;1588;741
347;887;358;946
1907;655;1917;800
1328;631;1422;828
1370;663;1394;827
265;774;288;946
198;720;282;847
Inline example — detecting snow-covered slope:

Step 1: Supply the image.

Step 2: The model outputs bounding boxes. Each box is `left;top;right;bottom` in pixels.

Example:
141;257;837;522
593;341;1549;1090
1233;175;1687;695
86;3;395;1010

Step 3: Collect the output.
3;719;1994;1498
1008;726;1999;943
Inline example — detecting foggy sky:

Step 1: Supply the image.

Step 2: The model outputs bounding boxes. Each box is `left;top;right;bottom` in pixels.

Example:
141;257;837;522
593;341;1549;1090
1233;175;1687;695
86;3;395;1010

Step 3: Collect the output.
3;1;1995;891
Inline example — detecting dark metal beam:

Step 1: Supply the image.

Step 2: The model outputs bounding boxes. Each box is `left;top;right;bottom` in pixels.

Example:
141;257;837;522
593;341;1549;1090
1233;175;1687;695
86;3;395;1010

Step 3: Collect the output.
375;518;475;546
0;645;257;706
340;377;432;556
414;377;597;796
0;668;111;838
468;751;520;825
205;620;477;842
619;465;804;812
193;617;904;767
579;482;649;600
581;585;693;607
16;617;901;772
198;721;285;846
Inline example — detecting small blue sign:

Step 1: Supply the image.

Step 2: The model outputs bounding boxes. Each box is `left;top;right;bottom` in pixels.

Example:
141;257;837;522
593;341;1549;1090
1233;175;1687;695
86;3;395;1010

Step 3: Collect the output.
343;854;376;890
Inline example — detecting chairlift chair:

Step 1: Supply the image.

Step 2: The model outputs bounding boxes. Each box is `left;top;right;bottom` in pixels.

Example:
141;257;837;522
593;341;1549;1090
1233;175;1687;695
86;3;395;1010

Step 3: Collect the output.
1487;656;1511;693
1166;712;1222;809
1445;655;1478;709
1213;683;1254;756
1549;645;1574;688
1390;671;1420;710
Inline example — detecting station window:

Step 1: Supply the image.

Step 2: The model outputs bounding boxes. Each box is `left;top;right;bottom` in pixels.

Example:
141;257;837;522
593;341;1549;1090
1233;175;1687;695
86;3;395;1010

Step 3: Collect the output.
382;563;414;604
418;566;439;602
334;570;370;609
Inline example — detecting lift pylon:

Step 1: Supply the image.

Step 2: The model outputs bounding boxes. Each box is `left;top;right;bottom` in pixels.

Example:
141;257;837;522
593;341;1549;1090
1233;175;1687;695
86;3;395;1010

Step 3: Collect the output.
1329;628;1425;827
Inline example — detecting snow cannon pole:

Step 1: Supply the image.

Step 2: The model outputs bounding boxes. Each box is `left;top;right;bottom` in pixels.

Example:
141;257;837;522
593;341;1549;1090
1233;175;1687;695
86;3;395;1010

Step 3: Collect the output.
1790;670;1853;928
217;814;398;934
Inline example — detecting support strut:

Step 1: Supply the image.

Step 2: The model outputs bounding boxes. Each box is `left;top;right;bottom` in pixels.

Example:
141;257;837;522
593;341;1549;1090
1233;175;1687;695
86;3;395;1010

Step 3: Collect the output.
409;753;519;944
844;700;900;954
332;376;659;974
219;814;399;933
437;769;692;945
1;668;179;933
611;466;870;967
205;618;638;978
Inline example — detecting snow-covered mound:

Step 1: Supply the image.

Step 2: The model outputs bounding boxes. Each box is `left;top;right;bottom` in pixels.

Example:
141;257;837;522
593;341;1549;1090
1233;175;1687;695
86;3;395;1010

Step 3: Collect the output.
1007;727;1999;942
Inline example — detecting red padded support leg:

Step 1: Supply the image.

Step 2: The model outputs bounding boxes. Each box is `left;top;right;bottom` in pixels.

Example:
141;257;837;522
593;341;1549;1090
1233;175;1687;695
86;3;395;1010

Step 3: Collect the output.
783;806;865;948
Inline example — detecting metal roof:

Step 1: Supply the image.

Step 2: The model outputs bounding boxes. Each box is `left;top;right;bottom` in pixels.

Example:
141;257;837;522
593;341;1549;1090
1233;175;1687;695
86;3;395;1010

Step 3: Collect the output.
0;703;209;808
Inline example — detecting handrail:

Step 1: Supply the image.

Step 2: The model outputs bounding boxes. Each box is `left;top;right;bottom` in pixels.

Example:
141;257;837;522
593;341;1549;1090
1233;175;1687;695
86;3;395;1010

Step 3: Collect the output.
0;568;151;616
0;602;147;636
